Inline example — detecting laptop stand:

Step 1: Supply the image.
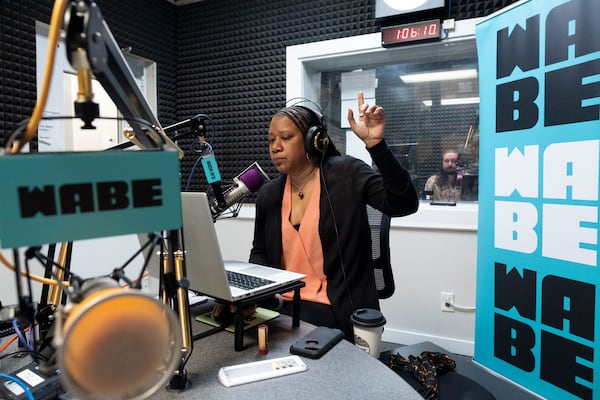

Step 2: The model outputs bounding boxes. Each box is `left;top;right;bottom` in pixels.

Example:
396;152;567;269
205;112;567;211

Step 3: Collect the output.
193;280;305;351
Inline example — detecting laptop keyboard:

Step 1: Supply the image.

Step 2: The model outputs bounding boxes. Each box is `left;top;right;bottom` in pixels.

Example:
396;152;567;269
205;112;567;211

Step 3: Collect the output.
226;270;275;290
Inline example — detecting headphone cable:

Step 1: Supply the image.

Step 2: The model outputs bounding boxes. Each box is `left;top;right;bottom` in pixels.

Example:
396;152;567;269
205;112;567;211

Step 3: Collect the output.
318;146;356;315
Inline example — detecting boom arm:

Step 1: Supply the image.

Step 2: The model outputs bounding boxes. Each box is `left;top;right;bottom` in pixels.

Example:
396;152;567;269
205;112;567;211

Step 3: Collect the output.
64;0;183;158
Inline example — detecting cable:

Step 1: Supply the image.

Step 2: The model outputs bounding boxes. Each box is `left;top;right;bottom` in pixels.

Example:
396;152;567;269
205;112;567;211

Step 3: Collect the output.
441;0;453;41
0;349;46;363
0;373;35;400
9;0;68;154
0;248;70;288
181;115;219;191
0;334;19;354
12;320;33;352
318;146;355;315
447;299;476;312
6;115;166;152
3;119;29;151
6;249;70;285
183;141;211;191
0;327;43;400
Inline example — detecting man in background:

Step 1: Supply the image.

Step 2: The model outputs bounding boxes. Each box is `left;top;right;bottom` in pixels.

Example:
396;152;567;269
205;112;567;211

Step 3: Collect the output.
424;149;462;202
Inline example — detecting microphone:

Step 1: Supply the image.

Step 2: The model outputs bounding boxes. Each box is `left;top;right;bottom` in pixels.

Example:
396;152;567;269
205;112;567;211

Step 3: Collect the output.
200;142;226;209
52;277;183;399
210;162;269;219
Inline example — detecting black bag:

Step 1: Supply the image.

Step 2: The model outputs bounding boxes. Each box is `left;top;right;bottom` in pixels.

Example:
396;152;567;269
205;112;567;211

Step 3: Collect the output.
384;351;495;400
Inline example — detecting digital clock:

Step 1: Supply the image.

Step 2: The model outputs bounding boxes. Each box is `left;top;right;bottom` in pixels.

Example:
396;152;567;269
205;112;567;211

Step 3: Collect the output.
381;19;441;47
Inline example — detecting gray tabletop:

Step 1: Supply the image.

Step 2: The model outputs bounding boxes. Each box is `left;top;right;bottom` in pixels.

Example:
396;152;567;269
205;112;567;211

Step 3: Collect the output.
149;303;422;400
0;302;422;400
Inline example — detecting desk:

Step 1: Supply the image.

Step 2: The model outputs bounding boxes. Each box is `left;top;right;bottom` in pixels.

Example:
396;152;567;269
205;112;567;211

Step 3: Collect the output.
0;303;422;400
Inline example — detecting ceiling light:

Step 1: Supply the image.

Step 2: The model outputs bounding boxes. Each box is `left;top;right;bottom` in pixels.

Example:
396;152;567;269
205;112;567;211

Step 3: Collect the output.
400;69;478;83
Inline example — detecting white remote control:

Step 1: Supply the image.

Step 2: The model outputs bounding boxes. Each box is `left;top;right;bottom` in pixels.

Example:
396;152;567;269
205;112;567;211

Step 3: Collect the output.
217;355;308;387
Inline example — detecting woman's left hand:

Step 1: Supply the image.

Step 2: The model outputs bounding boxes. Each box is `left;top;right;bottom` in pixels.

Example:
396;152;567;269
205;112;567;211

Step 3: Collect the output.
210;302;257;324
347;91;385;149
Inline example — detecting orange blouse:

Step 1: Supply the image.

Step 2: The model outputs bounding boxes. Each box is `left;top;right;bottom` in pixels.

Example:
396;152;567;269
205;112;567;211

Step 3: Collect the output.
280;173;330;305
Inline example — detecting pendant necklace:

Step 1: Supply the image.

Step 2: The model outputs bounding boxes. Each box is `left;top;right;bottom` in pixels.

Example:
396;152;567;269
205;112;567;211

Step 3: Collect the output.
291;167;316;200
291;180;307;199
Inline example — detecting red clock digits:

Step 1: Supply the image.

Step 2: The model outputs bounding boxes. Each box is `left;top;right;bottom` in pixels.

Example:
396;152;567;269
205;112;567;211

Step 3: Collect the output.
382;19;441;47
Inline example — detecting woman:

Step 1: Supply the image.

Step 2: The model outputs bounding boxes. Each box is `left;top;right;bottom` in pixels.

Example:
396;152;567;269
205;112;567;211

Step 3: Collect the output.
249;92;419;341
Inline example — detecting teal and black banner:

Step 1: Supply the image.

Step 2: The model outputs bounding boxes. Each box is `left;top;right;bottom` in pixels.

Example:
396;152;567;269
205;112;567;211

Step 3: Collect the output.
0;150;182;248
475;1;598;399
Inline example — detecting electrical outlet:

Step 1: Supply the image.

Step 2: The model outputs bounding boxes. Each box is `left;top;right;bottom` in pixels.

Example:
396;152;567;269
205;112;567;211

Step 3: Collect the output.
442;18;455;30
440;292;455;312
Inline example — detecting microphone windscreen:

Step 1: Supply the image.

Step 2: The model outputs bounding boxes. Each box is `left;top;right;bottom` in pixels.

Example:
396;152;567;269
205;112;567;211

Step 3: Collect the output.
238;168;265;193
57;288;182;400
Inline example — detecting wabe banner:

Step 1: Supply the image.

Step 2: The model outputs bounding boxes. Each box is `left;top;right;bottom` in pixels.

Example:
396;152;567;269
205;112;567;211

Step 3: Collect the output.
475;0;599;399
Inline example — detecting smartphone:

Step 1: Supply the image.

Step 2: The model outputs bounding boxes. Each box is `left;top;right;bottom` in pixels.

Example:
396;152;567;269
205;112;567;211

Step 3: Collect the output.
289;326;345;359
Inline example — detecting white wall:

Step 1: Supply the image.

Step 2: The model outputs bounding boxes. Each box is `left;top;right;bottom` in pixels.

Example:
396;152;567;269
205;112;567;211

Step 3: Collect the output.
381;207;478;355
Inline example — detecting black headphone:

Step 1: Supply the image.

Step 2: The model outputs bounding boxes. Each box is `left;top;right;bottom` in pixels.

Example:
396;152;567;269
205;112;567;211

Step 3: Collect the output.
288;97;329;157
296;105;330;157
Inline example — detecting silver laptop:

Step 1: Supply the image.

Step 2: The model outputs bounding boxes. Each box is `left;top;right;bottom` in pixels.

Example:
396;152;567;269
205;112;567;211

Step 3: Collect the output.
141;192;305;302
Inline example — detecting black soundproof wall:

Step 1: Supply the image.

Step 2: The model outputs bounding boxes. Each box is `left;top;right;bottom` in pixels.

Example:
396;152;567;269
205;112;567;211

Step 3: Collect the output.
174;0;519;193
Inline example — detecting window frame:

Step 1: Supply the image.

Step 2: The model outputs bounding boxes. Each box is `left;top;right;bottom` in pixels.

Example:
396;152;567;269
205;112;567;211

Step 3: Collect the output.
285;18;482;231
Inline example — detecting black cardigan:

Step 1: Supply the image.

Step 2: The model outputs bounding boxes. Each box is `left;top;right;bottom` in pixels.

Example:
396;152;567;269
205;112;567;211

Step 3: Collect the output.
250;140;419;338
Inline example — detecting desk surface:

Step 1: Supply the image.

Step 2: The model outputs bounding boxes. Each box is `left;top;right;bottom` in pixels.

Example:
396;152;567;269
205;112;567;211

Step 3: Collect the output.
151;303;422;399
0;302;422;400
